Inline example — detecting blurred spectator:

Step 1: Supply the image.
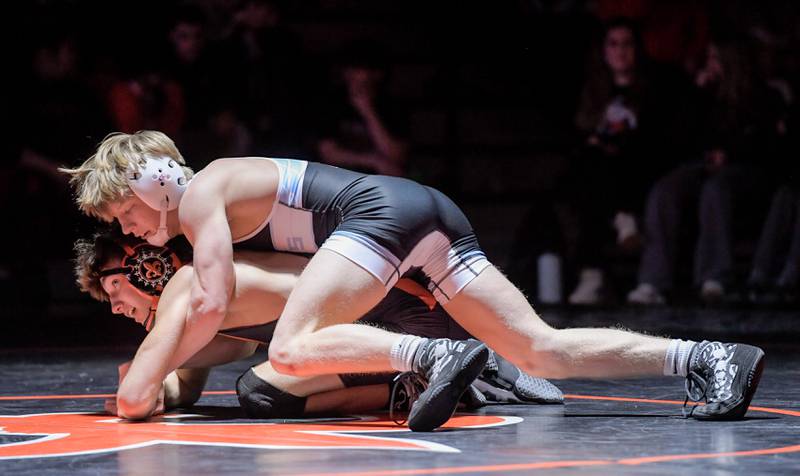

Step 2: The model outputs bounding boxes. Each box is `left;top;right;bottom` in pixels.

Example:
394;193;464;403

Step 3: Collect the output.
107;58;186;136
746;29;800;304
163;5;218;130
9;28;106;301
215;0;320;156
628;41;787;305
316;42;409;176
17;32;109;184
179;102;255;169
748;186;800;303
556;18;685;305
594;0;710;73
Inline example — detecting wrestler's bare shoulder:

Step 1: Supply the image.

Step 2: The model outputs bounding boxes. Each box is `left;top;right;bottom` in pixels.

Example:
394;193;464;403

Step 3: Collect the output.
198;157;279;179
160;259;298;329
180;158;280;234
160;266;194;301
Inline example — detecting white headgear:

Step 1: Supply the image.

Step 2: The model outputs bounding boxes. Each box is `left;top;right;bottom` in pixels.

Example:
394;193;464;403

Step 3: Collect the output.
127;156;188;246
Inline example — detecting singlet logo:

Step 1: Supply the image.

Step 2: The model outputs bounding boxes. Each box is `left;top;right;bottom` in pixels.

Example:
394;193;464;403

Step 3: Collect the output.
0;412;520;459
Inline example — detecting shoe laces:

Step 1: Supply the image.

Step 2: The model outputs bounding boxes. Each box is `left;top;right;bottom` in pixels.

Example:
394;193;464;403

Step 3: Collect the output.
389;372;427;426
682;369;710;418
682;342;736;417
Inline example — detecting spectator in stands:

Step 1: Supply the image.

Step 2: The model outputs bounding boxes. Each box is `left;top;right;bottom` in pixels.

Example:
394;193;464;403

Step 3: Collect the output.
628;41;786;305
748;185;800;303
316;41;409;176
562;18;684;305
215;0;320;156
106;57;186;137
747;32;799;304
163;5;217;131
593;0;710;74
10;28;106;299
179;100;255;170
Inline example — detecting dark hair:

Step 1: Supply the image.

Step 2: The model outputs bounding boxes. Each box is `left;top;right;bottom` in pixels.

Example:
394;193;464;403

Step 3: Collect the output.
73;228;193;301
73;227;139;302
601;17;645;65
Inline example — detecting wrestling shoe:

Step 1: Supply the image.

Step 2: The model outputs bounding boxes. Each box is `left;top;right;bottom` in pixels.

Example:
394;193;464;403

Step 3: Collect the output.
684;340;765;420
389;372;426;425
627;283;666;305
407;338;489;432
474;350;564;404
459;384;489;410
390;374;487;425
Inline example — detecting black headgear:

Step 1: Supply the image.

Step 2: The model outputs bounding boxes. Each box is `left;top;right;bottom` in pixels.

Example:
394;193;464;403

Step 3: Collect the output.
99;243;182;330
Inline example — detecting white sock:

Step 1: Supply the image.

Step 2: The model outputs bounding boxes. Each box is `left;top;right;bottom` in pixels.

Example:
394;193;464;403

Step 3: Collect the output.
390;336;427;372
663;339;697;377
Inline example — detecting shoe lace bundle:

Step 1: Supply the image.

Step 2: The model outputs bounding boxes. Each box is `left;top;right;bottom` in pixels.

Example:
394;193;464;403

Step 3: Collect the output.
389;372;427;425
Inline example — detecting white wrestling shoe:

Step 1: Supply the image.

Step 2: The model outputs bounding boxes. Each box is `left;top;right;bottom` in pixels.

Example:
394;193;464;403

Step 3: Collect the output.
627;283;665;305
568;268;604;305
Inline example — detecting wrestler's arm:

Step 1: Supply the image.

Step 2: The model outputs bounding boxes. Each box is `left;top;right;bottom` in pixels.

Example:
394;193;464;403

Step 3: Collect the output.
161;368;209;409
116;267;196;419
163;337;259;409
110;335;257;415
173;164;236;368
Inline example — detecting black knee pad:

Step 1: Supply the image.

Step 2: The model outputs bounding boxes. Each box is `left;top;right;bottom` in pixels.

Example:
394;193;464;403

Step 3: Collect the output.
338;372;398;388
235;368;307;419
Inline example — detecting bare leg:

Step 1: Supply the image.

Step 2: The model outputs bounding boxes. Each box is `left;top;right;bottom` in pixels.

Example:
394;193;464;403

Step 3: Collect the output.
444;266;670;379
253;362;389;414
305;385;389;414
253;361;346;396
269;249;402;376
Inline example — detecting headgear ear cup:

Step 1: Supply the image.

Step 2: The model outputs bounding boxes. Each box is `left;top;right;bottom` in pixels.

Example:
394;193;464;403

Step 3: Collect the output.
126;156;188;246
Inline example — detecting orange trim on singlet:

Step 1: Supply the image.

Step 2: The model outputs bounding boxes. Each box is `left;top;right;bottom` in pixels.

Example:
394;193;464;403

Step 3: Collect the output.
394;278;437;310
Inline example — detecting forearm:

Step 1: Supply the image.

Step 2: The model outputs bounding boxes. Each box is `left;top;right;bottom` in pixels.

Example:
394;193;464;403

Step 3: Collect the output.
177;241;236;367
117;324;185;419
181;336;259;369
165;313;227;372
180;185;236;331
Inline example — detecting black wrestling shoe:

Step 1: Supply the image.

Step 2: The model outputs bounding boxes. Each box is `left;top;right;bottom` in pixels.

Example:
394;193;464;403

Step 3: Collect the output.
459;384;489;410
407;338;489;432
684;341;765;420
474;350;564;404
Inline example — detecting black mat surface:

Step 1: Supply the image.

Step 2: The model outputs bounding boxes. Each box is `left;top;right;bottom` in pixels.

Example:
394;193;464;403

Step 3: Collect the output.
1;342;798;475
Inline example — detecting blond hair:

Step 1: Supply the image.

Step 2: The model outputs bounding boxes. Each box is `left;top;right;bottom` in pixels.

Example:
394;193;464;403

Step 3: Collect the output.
59;130;194;219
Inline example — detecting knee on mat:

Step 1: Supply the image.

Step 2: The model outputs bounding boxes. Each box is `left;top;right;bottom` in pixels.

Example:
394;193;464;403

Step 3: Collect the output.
236;368;307;419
